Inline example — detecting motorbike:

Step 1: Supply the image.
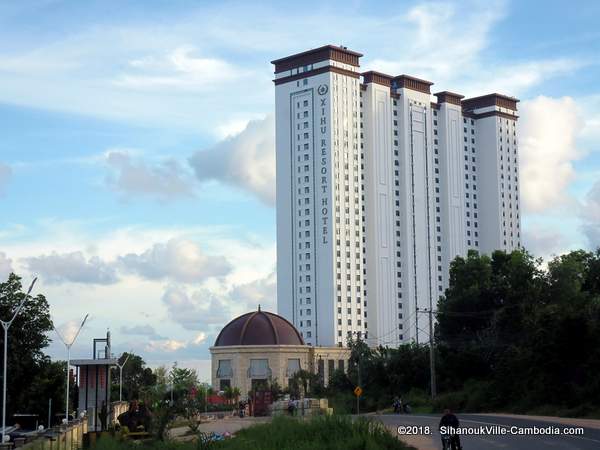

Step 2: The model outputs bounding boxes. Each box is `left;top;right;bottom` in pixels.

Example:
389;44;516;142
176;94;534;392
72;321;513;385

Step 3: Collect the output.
441;433;452;450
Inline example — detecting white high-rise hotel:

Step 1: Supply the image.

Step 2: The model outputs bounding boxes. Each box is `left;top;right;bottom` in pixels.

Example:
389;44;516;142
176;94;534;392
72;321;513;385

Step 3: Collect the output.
274;45;521;347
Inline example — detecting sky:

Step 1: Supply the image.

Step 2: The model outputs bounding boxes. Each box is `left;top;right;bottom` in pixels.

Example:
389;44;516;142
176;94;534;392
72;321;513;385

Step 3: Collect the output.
0;0;599;382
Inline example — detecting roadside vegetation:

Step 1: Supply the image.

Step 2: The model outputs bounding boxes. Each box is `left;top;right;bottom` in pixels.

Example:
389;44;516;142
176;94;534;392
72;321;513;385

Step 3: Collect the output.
94;415;413;450
322;249;600;419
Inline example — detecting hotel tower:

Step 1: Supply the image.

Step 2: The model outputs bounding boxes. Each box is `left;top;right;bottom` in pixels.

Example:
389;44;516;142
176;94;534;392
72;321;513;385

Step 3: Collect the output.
273;45;521;347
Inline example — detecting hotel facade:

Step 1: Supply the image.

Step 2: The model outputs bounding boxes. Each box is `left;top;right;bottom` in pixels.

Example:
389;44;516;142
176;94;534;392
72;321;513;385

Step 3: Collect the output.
273;45;521;348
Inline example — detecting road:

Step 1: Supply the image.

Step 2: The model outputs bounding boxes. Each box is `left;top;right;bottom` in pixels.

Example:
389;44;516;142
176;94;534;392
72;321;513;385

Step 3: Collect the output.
376;413;600;449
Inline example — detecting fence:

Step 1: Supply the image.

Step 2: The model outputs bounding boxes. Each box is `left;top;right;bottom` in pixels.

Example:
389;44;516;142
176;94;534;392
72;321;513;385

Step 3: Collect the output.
13;419;87;450
12;401;128;450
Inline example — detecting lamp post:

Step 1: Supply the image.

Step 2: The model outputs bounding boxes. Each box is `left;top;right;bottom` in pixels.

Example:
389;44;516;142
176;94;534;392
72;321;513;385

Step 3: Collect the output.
1;277;37;443
116;351;132;402
54;314;89;423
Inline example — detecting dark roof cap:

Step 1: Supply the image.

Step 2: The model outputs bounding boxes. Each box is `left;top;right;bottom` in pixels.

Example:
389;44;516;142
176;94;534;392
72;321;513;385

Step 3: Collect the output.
214;310;305;347
271;45;362;73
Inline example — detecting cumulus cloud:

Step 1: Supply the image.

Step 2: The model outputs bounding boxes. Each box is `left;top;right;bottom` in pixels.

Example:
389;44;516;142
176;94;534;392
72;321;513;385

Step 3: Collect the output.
0;252;14;280
105;150;195;201
522;226;568;261
191;332;207;346
24;251;119;285
519;96;584;213
162;285;230;331
580;180;600;248
160;270;277;334
55;319;89;345
146;339;187;352
120;238;231;283
143;332;207;354
189;115;275;205
0;164;11;196
229;271;276;311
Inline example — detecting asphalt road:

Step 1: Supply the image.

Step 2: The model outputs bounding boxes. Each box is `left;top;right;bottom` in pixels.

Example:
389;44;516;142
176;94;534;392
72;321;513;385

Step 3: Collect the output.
376;413;600;449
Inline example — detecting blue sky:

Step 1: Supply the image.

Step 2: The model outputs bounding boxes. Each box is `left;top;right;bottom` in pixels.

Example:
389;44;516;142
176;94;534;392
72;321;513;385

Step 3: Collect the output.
0;0;599;381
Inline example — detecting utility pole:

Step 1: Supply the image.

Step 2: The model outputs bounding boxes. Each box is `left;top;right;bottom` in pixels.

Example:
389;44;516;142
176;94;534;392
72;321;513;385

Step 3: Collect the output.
428;308;437;398
415;311;419;345
54;314;89;423
416;307;437;399
116;351;132;402
1;277;37;444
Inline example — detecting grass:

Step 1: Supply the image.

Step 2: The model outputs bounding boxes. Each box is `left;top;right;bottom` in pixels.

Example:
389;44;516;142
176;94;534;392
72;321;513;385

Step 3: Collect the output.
93;416;414;450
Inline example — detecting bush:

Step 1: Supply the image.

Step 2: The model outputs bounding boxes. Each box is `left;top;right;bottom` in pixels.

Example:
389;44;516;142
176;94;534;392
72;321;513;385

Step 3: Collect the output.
93;416;414;450
432;390;467;412
213;415;412;450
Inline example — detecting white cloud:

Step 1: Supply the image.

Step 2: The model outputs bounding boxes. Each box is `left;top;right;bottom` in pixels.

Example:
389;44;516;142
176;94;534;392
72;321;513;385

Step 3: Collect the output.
522;226;569;261
105;150;195;201
215;118;251;140
367;2;582;98
24;251;119;285
115;46;244;91
580;180;600;248
465;59;581;98
54;318;89;345
0;252;14;280
229;271;276;311
120;238;232;283
0;164;11;196
368;1;506;83
189;115;275;205
519;96;584;213
191;332;207;346
120;324;161;337
162;285;230;331
146;339;187;352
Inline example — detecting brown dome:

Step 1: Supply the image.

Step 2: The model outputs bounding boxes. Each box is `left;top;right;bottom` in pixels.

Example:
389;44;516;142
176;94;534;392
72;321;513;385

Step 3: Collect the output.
214;309;304;346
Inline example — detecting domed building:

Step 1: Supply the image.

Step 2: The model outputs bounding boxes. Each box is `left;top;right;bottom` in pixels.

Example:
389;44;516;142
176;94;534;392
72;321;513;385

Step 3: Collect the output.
210;308;349;394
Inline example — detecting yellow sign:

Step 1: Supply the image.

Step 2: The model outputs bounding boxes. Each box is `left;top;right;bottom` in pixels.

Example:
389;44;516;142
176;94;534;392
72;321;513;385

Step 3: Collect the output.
354;386;363;397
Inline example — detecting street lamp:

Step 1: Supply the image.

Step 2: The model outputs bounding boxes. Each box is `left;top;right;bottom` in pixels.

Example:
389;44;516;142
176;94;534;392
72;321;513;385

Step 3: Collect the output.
54;314;89;423
1;277;37;443
116;351;132;402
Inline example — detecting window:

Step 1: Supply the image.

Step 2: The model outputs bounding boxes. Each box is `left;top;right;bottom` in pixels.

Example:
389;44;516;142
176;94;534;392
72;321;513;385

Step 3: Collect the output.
248;359;270;378
286;359;301;377
217;359;233;378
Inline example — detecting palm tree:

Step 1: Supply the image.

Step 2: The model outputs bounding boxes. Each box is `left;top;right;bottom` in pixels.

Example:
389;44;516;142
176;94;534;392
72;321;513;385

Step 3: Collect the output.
223;385;233;405
231;387;241;404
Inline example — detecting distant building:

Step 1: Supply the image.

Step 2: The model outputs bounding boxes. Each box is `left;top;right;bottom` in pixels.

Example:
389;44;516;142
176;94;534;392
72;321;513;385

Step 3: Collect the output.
273;45;521;347
71;331;117;431
209;308;348;395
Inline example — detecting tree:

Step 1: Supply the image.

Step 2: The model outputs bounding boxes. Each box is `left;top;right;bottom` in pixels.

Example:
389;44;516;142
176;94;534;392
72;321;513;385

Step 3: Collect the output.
170;363;199;391
110;352;156;401
0;273;53;418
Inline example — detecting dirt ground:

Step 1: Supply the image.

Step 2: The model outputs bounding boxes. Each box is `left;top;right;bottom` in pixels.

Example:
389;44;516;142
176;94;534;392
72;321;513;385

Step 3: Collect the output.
170;416;272;441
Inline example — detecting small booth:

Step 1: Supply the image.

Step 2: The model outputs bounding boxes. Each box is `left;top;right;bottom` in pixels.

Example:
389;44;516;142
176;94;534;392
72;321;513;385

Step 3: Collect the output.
71;332;117;431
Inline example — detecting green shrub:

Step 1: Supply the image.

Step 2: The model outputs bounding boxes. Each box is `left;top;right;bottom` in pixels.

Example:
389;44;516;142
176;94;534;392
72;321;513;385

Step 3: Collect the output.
212;416;412;450
432;390;467;412
92;415;414;450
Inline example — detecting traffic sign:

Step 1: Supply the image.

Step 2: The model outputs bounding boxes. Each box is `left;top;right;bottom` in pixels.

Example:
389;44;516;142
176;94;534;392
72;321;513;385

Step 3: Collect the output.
354;386;363;397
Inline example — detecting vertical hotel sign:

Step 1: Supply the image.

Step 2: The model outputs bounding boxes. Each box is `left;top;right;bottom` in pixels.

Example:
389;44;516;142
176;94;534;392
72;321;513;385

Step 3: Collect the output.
317;84;329;244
